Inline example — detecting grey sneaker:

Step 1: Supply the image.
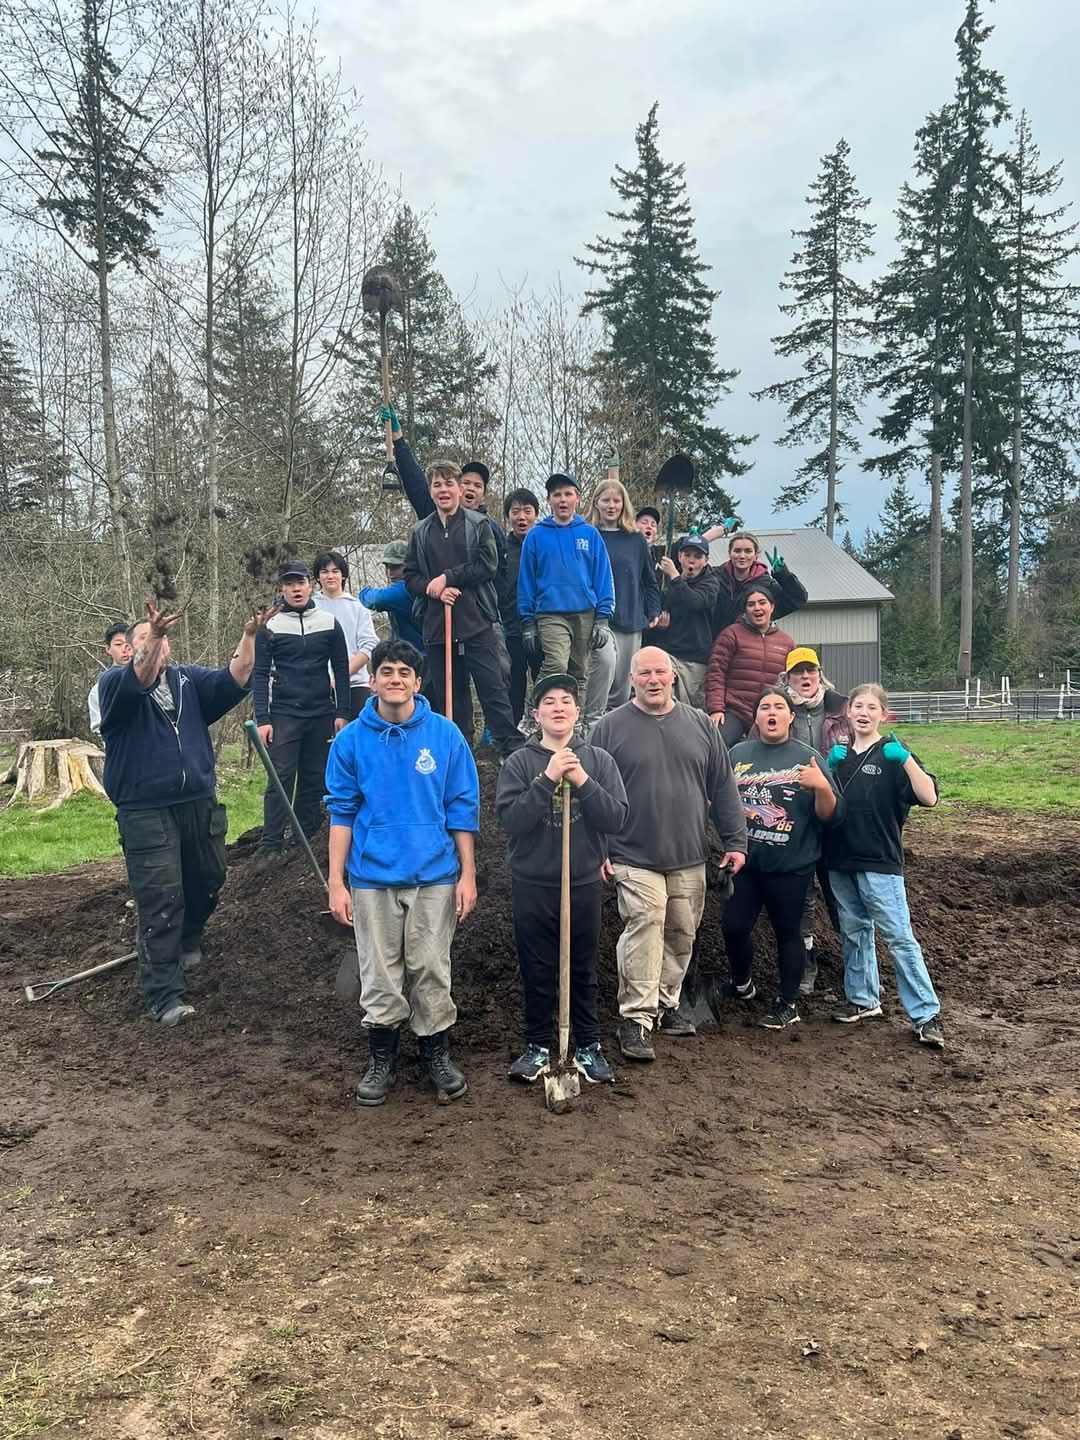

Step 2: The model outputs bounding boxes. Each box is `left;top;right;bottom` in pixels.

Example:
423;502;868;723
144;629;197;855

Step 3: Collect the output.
832;1001;884;1023
180;944;202;969
915;1015;945;1049
158;1003;195;1027
618;1020;656;1063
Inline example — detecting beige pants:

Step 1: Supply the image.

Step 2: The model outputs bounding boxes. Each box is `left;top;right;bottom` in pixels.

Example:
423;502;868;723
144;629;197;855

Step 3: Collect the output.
613;863;707;1028
537;609;594;687
349;884;457;1035
670;656;708;711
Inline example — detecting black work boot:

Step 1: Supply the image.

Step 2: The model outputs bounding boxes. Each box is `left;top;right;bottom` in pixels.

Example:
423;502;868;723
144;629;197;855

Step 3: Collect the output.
353;1027;400;1106
419;1030;468;1101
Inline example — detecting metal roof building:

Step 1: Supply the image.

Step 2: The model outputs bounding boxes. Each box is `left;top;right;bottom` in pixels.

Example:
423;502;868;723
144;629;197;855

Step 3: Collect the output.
707;528;894;691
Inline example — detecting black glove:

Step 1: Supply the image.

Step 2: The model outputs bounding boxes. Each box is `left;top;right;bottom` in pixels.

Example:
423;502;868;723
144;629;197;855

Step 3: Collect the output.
522;622;540;656
590;616;612;650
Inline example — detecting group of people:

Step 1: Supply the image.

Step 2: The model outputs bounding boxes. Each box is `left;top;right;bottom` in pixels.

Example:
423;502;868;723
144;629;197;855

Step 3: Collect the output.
87;422;946;1103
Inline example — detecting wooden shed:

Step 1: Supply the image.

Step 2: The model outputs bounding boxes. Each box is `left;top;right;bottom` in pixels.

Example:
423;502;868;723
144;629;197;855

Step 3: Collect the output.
708;528;893;692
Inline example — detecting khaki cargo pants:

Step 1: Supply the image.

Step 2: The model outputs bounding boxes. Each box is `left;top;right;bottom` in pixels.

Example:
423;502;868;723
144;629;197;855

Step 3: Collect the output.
613;863;707;1029
347;883;458;1035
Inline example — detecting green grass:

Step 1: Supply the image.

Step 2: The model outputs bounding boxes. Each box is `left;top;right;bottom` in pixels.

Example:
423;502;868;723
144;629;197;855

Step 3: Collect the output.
0;752;264;878
902;721;1080;812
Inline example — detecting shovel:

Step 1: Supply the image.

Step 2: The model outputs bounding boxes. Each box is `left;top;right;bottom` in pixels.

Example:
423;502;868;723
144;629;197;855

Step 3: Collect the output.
677;861;735;1030
653;453;696;583
24;950;138;1003
544;780;581;1112
361;265;405;493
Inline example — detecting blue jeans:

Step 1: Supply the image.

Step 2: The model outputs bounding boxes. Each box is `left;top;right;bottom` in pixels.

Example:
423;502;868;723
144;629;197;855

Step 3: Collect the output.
828;870;940;1025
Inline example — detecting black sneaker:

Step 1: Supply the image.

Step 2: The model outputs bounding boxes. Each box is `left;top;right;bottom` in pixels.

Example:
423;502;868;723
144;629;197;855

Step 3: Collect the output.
508;1044;550;1083
723;978;757;1003
573;1043;615;1084
617;1020;656;1063
250;847;281;873
915;1015;946;1049
658;1005;696;1037
831;1001;883;1023
760;1000;800;1031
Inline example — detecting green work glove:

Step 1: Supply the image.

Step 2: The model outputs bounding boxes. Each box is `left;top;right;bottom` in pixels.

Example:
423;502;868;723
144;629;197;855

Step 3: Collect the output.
826;743;849;770
765;546;785;573
379;401;400;432
590;616;612;651
882;733;911;765
721;515;742;533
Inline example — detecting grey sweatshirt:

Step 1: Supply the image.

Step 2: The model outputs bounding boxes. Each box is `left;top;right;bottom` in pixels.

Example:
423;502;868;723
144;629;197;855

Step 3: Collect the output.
495;740;629;886
589;701;747;870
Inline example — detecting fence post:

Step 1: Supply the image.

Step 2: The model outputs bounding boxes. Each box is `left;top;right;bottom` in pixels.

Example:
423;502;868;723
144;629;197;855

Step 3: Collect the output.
976;677;982;709
1059;685;1066;721
964;678;970;716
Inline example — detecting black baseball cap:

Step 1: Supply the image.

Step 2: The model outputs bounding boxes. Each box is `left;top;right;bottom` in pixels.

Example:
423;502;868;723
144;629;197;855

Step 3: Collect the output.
461;460;490;487
678;533;710;554
531;672;579;706
278;559;312;581
636;505;661;525
545;472;580;494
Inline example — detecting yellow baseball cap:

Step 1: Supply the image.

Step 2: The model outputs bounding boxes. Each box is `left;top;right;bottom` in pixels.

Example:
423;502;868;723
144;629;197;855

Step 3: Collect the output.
785;647;820;671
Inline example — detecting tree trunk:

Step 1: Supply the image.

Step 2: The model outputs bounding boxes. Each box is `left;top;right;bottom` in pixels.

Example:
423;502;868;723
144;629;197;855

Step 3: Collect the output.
96;261;133;611
826;256;839;539
3;739;107;808
206;225;221;664
958;331;975;679
929;386;943;620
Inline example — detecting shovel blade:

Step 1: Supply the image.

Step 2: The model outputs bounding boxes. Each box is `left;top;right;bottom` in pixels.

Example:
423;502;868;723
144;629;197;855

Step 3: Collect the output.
543;1061;581;1113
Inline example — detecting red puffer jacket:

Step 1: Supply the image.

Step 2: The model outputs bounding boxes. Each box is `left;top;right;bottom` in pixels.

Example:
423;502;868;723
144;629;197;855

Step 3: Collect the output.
705;618;795;722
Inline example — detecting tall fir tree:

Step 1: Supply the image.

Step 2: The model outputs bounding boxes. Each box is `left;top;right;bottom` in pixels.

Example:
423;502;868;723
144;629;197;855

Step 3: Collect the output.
753;139;874;537
942;0;1011;679
997;110;1080;629
861;477;951;686
866;106;958;616
577;102;749;521
0;335;56;513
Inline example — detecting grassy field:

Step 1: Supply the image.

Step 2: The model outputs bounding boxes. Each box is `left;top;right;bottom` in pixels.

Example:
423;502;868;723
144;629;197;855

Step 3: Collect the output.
1;722;1078;877
0;749;264;878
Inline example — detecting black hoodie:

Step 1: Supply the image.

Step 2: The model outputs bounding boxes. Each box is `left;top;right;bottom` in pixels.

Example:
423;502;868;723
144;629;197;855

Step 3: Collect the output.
495;739;628;886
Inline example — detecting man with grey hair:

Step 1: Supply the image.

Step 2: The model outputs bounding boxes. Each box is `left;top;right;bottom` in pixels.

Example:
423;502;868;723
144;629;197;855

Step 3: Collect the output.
590;645;747;1062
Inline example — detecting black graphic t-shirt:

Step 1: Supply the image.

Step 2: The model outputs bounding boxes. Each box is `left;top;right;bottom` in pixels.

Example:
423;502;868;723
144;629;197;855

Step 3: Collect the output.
728;737;841;875
825;740;936;875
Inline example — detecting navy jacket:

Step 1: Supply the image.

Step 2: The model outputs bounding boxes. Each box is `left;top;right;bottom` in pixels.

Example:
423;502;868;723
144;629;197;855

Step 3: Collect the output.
394;435;511;620
252;598;350;724
358;578;426;651
99;661;247;810
598;529;662;632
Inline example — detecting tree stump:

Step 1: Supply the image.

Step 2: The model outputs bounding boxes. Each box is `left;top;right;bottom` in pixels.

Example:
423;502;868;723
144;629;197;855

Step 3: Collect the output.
2;739;108;808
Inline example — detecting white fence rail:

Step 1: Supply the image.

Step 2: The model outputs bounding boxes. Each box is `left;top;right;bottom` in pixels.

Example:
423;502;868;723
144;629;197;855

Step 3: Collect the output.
889;676;1079;724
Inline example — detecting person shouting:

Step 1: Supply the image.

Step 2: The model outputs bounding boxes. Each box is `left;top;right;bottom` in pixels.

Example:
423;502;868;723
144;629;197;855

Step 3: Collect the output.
706;583;796;746
496;673;628;1085
252;561;351;868
825;684;945;1049
709;531;807;635
517;473;615;691
402;460;523;758
98;598;279;1026
656;534;721;710
583;478;661;730
326;638;480;1105
723;689;842;1030
590;646;747;1061
313;549;379;721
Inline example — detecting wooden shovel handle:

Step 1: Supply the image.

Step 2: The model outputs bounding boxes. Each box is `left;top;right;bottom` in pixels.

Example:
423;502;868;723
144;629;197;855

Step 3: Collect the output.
559;778;571;1064
443;605;454;721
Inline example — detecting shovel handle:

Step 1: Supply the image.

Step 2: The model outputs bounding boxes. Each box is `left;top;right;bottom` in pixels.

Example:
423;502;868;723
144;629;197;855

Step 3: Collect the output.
24;949;138;1003
443;606;454;721
379;313;394;461
244;720;329;892
558;779;571;1065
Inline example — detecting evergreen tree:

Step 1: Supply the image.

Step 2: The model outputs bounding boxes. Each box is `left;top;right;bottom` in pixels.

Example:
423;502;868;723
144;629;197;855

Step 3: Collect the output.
577;102;749;520
942;0;1011;679
997;110;1080;628
866;106;958;616
753;138;874;537
0;336;55;512
861;478;951;686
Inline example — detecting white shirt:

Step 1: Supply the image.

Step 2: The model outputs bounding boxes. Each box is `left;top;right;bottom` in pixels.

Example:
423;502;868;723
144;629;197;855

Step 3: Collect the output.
314;592;379;687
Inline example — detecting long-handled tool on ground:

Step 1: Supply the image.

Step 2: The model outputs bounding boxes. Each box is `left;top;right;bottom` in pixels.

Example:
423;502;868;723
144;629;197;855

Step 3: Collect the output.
361;266;405;493
653;453;696;588
544;780;581;1112
24;950;138;1003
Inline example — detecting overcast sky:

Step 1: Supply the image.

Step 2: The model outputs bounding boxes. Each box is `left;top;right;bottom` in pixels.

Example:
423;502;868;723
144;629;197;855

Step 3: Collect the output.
323;0;1078;538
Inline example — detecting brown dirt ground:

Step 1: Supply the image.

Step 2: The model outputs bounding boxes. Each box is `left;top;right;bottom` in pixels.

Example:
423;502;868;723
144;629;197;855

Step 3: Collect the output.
2;762;1080;1440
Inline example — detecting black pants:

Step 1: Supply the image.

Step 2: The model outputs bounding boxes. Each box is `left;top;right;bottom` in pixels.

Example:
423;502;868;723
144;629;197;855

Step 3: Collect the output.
801;858;841;939
721;867;813;1004
424;626;522;755
118;798;228;1017
348;685;371;721
506;635;542;725
261;711;335;849
512;879;601;1048
719;711;751;746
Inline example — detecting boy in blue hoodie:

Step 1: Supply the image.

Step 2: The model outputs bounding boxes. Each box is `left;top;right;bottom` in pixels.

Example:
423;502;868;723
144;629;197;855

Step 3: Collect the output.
517;473;615;689
325;638;480;1106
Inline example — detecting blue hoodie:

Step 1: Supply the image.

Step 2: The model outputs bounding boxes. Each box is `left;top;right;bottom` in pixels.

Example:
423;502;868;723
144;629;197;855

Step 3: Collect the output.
324;693;479;889
99;661;248;810
517;514;615;622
